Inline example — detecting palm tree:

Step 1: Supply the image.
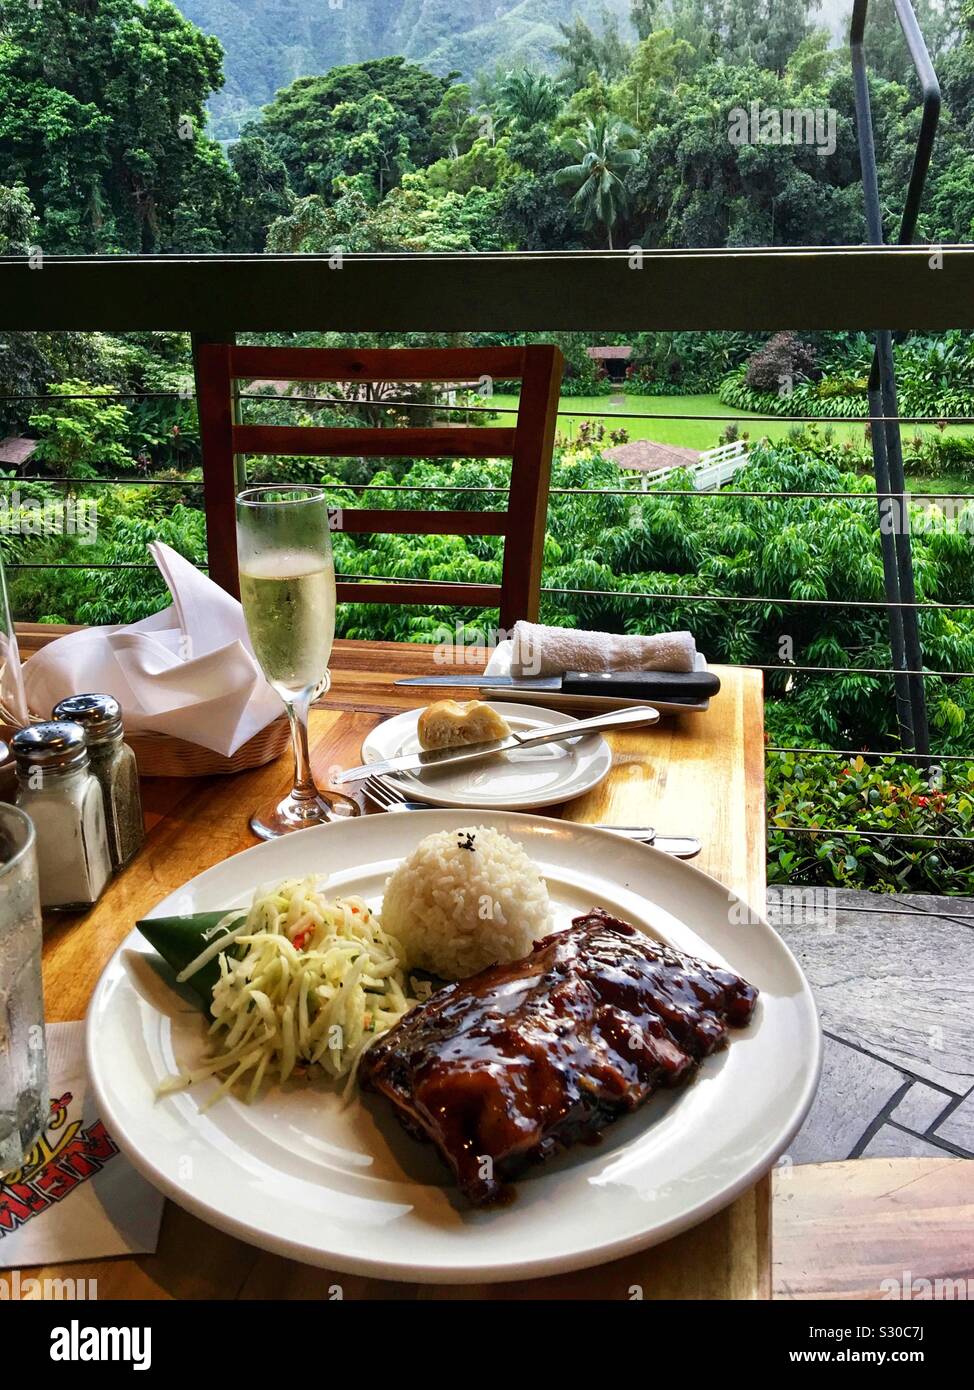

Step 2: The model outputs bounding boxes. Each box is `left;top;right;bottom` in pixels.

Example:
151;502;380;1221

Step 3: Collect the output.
554;117;639;249
497;69;562;129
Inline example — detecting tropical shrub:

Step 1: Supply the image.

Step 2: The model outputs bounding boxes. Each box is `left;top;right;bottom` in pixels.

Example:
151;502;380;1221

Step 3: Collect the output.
626;331;760;394
721;330;974;421
745;332;816;394
767;752;974;894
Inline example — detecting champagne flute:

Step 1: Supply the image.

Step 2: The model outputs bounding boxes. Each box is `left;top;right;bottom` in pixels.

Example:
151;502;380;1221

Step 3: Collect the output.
236;486;357;838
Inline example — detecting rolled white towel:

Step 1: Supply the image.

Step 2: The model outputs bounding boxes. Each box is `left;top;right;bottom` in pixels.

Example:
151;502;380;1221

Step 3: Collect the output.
509;622;697;679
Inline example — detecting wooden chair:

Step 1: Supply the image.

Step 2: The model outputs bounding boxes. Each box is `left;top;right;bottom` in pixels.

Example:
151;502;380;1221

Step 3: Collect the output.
195;344;564;629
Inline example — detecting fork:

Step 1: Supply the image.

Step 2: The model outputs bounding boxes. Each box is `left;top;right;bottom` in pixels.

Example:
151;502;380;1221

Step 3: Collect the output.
362;775;701;859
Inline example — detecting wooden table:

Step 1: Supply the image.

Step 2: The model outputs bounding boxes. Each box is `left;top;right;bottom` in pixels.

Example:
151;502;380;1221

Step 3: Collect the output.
774;1157;974;1300
31;638;768;1299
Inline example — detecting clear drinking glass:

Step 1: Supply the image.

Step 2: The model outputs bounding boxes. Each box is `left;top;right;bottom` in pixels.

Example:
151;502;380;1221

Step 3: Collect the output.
236;486;357;838
0;804;48;1176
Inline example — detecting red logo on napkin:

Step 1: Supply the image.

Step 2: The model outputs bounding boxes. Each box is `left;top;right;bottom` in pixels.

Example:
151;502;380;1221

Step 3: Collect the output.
0;1094;120;1238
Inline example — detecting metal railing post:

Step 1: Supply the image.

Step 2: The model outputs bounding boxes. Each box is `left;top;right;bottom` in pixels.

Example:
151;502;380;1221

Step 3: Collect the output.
850;0;938;757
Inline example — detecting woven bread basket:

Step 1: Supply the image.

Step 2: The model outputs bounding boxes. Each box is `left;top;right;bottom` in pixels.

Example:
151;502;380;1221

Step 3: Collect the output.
126;717;291;777
2;703;291;778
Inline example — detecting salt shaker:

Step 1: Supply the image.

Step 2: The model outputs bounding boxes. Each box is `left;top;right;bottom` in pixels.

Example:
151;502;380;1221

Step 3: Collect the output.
53;694;144;870
12;722;112;911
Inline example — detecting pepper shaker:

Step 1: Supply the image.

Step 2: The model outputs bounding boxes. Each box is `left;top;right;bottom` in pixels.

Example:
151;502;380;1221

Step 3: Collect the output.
53;694;145;870
11;722;112;911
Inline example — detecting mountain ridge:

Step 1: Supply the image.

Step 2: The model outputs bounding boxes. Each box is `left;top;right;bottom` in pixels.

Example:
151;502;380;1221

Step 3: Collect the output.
175;0;634;139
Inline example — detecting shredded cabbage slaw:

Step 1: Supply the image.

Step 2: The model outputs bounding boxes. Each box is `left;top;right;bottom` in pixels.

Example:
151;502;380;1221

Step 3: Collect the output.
159;877;418;1106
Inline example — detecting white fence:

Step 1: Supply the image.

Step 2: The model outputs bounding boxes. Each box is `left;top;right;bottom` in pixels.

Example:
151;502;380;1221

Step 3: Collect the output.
638;438;748;492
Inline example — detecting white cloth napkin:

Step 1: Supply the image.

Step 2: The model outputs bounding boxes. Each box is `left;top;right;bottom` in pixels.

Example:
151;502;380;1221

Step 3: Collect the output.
22;542;282;757
0;1022;164;1268
485;621;699;679
0;629;29;725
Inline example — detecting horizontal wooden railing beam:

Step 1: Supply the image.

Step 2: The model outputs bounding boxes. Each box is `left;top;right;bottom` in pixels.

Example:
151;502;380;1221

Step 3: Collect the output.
232;424;516;457
3;247;974;332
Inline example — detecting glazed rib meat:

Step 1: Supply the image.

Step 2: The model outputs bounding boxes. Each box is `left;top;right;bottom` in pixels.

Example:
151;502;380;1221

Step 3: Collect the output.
358;908;758;1205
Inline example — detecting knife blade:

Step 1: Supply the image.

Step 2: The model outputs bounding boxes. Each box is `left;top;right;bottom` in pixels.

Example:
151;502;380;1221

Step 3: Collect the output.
394;669;721;700
335;704;660;783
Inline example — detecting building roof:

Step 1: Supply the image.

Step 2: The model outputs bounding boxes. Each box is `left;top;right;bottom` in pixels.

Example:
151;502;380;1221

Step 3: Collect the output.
0;437;38;467
586;346;633;360
605;440;700;473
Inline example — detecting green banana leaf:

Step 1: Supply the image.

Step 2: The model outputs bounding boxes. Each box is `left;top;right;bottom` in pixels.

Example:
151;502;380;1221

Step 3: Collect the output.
137;911;246;1010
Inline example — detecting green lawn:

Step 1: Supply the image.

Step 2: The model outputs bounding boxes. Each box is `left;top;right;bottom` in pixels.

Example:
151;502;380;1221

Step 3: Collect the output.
489;391;974;449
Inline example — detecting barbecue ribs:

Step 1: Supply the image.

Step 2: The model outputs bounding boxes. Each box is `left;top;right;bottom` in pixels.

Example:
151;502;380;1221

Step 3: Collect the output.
359;907;759;1205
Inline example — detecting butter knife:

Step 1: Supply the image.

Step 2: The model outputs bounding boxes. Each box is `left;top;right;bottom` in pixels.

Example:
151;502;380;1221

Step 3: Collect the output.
335;705;660;784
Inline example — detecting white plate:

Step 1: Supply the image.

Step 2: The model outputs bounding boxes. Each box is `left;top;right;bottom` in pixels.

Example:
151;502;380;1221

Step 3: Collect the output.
360;702;615;810
86;811;821;1285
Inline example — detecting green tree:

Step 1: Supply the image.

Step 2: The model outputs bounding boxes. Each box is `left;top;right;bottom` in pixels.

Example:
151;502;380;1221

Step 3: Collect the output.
555;116;639;248
419;139;514;195
266;180;507;255
624;60;865;248
496;69;562;129
429;83;480;160
0;182;37;254
863;0;962;86
631;0;663;43
651;0;822;75
553;12;632;91
0;0;233;253
0;185;109;433
227;136;295;252
29;382;132;480
613;29;696;131
254;57;453;198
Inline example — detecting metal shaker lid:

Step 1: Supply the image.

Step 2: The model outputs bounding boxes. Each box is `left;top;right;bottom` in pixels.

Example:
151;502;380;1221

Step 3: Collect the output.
52;693;123;745
12;720;89;773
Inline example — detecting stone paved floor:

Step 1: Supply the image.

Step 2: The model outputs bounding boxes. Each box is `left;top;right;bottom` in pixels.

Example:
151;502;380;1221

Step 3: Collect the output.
769;887;974;1164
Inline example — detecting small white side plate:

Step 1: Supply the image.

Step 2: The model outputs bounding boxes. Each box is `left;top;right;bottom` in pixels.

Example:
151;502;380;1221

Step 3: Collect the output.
360;702;614;810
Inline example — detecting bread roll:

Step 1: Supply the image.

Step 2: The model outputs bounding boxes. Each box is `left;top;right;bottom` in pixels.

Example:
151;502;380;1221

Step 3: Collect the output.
417;700;512;751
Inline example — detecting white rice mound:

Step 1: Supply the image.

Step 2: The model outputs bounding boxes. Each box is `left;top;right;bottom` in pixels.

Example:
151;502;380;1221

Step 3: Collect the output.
381;825;553;980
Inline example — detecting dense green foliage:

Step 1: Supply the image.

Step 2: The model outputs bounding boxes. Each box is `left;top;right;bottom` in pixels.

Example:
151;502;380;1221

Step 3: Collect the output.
721;330;974;422
767;753;974;894
9;0;974;254
4;1;974;894
0;0;233;252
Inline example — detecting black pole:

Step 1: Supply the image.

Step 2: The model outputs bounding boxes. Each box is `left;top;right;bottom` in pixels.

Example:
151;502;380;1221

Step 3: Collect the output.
850;0;937;758
850;0;916;749
867;372;914;748
887;0;942;763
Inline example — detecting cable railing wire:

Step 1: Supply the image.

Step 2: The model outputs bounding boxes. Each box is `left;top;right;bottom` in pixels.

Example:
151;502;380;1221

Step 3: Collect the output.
3;385;974;426
772;824;974;844
767;744;974;762
9;477;974;502
8;557;974;619
540;586;974;612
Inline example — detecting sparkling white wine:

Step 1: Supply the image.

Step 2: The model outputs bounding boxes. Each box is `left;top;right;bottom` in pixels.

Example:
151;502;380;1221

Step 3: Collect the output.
239;550;335;697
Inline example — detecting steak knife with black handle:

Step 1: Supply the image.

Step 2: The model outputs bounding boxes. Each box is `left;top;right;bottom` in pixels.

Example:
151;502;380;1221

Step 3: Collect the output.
395;669;721;701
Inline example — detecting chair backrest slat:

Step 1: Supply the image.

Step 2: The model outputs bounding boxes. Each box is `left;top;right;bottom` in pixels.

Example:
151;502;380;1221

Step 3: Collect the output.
196;342;564;628
229;344;527;383
232;425;517;459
